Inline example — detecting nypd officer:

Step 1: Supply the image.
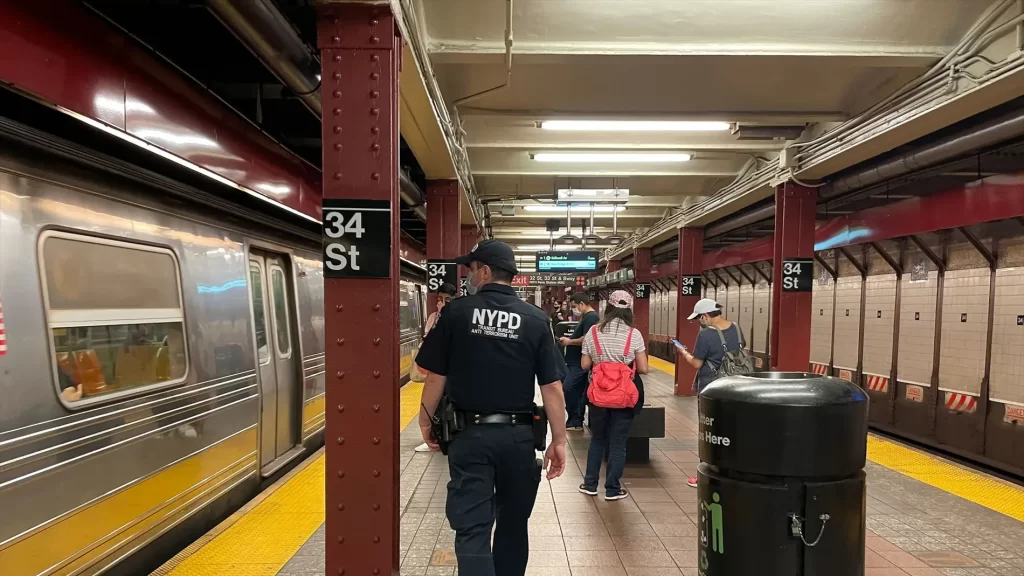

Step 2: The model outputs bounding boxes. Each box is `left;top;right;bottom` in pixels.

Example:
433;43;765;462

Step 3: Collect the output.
416;239;568;576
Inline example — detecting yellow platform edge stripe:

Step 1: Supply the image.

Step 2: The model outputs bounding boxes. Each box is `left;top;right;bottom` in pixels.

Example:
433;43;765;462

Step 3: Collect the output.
645;361;1024;523
157;383;423;576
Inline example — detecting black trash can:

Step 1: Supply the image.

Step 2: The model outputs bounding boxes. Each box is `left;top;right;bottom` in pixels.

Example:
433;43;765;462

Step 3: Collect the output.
696;372;869;576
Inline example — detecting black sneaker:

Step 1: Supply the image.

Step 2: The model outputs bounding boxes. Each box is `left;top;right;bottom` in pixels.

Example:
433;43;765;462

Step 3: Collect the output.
567;423;584;431
578;484;598;496
605;489;628;501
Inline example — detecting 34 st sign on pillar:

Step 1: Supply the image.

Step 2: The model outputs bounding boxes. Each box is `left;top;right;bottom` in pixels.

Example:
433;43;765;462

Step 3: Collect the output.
317;4;401;576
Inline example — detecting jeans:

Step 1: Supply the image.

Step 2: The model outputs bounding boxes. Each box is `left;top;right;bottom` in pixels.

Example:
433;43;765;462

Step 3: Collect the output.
583;406;635;496
446;425;542;576
562;364;588;426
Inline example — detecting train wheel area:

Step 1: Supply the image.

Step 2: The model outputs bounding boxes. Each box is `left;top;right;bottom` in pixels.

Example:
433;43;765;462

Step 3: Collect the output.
149;365;1024;576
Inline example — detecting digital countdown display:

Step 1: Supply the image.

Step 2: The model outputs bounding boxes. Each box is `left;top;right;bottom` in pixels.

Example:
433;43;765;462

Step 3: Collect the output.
535;251;599;272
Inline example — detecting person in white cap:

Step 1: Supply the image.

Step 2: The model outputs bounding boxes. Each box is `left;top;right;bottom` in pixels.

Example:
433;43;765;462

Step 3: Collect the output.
673;298;742;488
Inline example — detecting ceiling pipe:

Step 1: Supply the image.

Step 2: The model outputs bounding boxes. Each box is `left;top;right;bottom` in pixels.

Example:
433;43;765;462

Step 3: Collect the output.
208;0;432;222
705;104;1024;240
208;0;322;117
399;171;428;221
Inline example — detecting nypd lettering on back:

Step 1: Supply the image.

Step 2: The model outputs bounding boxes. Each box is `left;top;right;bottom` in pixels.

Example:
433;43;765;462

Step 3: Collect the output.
470;308;523;340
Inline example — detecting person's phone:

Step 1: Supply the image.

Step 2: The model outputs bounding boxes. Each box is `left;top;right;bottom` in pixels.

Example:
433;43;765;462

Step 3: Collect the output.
671;339;686;350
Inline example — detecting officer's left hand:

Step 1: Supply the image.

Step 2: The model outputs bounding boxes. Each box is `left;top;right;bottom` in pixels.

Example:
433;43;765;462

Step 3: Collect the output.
558;337;570;346
419;422;440;451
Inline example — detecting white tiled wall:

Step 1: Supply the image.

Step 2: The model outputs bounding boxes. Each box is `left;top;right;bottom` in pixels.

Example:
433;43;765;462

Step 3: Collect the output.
810;265;834;366
833;275;862;370
740;283;755;351
938;267;990;395
897;269;938;386
863;273;897;377
717;280;729;313
669;288;677;336
991;266;1024;405
726;283;741;325
753;281;771;354
650;291;658;337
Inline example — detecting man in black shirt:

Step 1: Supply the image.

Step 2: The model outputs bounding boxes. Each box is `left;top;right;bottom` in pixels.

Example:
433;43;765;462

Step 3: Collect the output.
558;292;599;430
416;239;568;576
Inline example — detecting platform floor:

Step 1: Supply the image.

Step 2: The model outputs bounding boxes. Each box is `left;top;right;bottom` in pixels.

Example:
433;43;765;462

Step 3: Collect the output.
156;363;1024;576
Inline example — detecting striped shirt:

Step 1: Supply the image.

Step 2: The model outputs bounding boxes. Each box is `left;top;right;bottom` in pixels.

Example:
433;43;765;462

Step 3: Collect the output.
582;319;646;365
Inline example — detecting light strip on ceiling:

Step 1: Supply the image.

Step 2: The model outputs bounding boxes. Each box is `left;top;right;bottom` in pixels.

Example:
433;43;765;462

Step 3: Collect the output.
523;205;625;213
556;188;629;202
532;152;691;163
517;244;610;251
540;120;730;132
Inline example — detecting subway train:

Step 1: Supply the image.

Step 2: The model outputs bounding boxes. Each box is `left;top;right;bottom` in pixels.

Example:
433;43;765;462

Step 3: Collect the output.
0;141;428;575
647;220;1024;477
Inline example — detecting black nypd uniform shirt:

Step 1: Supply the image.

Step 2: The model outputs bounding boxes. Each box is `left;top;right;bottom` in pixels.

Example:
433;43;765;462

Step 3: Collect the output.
416;283;566;413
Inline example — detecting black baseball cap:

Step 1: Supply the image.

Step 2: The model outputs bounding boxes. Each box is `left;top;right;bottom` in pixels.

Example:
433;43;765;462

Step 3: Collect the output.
569;292;589;304
455;239;518;275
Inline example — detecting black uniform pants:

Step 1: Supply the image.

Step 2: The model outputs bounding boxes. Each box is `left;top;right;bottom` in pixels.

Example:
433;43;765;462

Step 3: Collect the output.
446;424;542;576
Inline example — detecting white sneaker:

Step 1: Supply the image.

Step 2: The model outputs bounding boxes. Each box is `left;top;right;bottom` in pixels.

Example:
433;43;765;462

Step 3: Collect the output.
414;442;432;452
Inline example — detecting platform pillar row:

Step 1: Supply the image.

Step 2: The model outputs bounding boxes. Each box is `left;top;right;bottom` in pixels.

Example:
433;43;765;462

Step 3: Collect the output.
633;247;652;346
426;179;461;310
675;227;703;396
317;5;401;575
770;181;817;371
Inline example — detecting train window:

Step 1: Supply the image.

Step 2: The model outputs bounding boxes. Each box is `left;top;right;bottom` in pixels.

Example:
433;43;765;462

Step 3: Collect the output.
399;285;415;331
270;266;292;357
249;263;270;364
40;232;188;407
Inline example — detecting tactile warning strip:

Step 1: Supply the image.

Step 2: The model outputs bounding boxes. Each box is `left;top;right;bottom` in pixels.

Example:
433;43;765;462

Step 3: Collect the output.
648;356;677;376
154;382;425;575
866;436;1024;522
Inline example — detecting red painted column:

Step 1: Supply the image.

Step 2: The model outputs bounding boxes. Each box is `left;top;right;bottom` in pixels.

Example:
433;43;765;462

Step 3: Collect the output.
675;227;704;396
633;247;652;345
460;224;481;291
426;179;461;310
770;182;817;371
607;260;622;273
317;6;400;575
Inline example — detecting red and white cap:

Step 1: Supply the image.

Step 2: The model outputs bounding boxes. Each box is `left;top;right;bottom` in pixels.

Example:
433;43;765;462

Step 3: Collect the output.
607;289;633;309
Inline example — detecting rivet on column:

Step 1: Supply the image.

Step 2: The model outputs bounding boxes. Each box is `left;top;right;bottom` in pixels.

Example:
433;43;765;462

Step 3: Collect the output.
373;470;380;477
336;304;344;311
373;337;381;345
370;54;379;62
337;470;345;478
333;54;341;62
338;503;345;511
370;108;380;116
336;371;345;379
336;338;344;346
371;172;380;180
372;503;380;511
373;370;381;378
373;437;380;445
372;404;380;412
373;536;380;543
373;304;381;311
333;108;342;116
333;126;342;134
337;405;344;413
332;89;342;98
337;437;345;445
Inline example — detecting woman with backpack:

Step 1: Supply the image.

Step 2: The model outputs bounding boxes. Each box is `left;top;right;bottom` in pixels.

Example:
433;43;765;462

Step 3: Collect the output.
577;290;648;501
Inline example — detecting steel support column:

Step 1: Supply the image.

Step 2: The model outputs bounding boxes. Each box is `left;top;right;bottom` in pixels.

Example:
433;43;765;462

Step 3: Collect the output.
633;247;652;345
460;224;480;289
317;5;401;575
675;227;704;395
770;182;817;371
426;179;461;310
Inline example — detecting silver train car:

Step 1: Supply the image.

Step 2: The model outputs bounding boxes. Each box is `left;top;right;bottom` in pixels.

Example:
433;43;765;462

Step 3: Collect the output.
0;143;427;575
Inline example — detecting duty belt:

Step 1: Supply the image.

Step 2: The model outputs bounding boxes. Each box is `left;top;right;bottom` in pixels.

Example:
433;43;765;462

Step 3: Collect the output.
461;412;534;426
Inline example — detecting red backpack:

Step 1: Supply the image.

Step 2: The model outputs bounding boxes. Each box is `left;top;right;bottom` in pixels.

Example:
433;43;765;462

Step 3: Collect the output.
586;326;640;409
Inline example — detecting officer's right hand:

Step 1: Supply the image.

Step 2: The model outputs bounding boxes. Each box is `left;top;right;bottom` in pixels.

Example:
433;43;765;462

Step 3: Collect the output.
419;422;440;452
543;442;566;480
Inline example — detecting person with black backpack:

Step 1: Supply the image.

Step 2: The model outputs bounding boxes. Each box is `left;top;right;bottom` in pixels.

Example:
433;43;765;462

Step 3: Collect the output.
674;298;753;487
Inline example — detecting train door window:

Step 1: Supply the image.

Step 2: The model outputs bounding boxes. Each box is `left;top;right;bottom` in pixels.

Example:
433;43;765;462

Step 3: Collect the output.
250;263;271;364
39;231;188;407
269;265;292;358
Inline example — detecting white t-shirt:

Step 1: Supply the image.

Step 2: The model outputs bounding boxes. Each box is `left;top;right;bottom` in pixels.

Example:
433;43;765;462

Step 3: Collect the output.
582;318;646;365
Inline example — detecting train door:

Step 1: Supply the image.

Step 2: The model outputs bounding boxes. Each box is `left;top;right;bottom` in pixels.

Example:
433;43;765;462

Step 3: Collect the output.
249;250;302;475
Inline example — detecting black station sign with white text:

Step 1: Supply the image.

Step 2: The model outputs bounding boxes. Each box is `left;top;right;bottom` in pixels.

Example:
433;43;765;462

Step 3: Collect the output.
322;199;391;278
781;258;814;292
634;283;651;300
427;260;458;293
680;275;702;297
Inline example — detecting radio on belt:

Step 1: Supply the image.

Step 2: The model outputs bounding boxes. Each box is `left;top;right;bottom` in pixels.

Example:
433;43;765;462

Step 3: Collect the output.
322;199;391;279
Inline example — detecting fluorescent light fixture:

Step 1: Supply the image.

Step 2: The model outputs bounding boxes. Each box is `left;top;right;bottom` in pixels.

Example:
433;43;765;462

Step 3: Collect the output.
518;244;609;251
532;152;691;163
523;205;625;213
557;188;629;202
540;120;730;132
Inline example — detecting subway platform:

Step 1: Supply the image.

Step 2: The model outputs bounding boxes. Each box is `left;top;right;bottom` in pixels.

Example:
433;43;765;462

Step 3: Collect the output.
154;362;1024;576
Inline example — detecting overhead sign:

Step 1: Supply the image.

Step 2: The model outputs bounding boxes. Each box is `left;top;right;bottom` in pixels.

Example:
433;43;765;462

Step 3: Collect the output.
536;251;599;272
459;277;469;297
680;275;702;297
634;283;651;300
322;199;391;278
781;258;813;292
426;260;457;293
512;273;587;287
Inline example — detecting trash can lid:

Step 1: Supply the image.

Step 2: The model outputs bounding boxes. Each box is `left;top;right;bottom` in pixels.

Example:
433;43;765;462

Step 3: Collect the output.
702;372;867;407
